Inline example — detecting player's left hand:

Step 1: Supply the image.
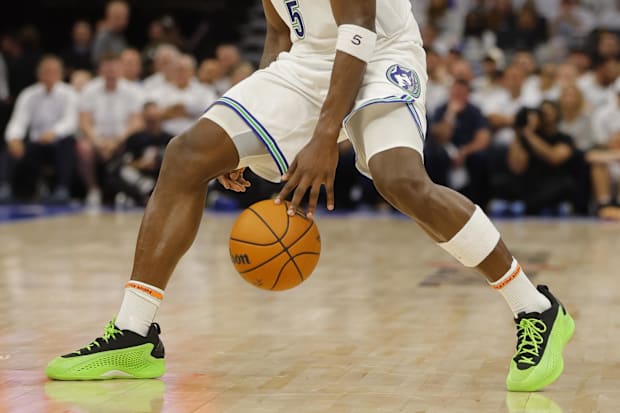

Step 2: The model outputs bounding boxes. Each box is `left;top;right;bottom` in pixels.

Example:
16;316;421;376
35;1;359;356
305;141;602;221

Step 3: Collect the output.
276;137;339;219
218;168;251;192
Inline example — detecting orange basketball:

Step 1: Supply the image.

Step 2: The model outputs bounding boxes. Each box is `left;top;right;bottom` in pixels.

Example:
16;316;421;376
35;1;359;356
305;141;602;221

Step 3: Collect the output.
229;199;321;291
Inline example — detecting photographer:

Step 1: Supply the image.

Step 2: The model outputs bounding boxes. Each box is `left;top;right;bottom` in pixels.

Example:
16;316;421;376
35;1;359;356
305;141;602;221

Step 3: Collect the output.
493;103;576;215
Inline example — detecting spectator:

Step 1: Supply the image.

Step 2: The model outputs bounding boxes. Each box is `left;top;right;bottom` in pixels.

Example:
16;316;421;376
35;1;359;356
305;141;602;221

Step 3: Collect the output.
120;48;143;87
449;58;475;83
577;56;619;110
494;104;575;215
553;0;596;50
92;0;130;65
559;84;595;151
143;44;179;90
78;52;144;206
198;58;230;97
472;48;506;93
425;48;450;117
462;1;497;67
556;62;580;90
588;82;620;219
595;30;620;61
425;0;466;51
147;54;216;136
495;1;549;52
567;47;592;76
522;63;560;107
559;83;596;214
70;69;93;93
108;102;172;206
216;44;241;77
62;20;94;75
426;79;491;205
1;55;77;203
230;61;255;86
474;65;528;146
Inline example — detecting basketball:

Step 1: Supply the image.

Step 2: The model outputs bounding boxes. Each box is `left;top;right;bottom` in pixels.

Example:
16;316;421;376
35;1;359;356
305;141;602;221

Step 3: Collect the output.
229;199;321;291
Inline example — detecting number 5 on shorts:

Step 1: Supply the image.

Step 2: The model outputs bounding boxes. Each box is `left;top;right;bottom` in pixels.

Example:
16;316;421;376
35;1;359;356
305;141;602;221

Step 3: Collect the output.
285;0;305;39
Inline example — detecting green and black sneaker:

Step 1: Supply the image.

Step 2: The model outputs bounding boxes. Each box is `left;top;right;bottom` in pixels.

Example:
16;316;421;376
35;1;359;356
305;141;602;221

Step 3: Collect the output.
46;320;165;380
506;285;575;392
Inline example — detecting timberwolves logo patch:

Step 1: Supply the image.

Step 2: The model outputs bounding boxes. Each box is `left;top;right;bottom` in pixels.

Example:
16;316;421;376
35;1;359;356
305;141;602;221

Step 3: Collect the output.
386;64;421;98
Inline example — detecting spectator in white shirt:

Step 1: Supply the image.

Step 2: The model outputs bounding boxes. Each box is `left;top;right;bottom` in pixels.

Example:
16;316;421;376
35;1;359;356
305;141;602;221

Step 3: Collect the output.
121;48;143;87
215;44;242;78
559;84;595;151
147;54;216;136
78;52;144;205
522;63;560;107
1;55;78;203
197;58;230;97
577;57;618;110
588;83;620;219
142;44;179;91
474;65;528;146
558;83;596;214
425;48;450;118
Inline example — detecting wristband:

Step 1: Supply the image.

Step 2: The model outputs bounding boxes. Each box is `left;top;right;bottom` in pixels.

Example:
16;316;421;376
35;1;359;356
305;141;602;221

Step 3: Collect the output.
335;24;377;63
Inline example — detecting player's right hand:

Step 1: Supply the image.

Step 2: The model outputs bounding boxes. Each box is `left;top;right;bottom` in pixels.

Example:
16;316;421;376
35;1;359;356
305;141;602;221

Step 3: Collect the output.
217;168;251;192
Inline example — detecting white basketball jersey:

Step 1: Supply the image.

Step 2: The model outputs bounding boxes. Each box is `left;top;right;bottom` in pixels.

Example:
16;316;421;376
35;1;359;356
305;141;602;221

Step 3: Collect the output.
270;0;422;58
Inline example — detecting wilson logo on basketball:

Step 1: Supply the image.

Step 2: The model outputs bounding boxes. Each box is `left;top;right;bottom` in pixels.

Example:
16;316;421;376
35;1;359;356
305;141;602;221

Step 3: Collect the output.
231;253;251;265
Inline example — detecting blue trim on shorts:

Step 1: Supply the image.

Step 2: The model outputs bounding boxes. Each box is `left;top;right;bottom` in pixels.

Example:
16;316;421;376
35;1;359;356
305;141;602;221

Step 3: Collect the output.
405;103;426;141
342;95;426;141
207;97;289;175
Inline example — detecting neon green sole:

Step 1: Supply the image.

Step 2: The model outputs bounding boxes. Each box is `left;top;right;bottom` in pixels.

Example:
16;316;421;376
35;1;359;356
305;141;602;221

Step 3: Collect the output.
46;343;165;381
506;309;575;392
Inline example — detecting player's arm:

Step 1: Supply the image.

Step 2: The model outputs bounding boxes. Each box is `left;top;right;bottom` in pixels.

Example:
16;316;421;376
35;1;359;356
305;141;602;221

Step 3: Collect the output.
277;0;376;218
260;0;292;69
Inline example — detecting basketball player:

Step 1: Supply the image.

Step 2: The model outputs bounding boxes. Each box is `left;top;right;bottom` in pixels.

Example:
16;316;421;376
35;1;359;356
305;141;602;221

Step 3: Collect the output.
46;0;574;392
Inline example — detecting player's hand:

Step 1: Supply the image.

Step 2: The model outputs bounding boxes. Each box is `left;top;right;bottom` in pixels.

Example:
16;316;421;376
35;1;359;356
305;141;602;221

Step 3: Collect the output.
276;137;338;219
218;168;251;192
8;140;25;159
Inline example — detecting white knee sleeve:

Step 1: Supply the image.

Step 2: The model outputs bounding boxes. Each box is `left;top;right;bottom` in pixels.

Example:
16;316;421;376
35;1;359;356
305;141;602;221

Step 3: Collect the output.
438;205;500;267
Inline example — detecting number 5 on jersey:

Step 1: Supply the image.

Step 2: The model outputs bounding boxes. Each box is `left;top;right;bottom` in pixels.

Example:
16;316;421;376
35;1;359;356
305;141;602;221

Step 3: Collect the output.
285;0;305;39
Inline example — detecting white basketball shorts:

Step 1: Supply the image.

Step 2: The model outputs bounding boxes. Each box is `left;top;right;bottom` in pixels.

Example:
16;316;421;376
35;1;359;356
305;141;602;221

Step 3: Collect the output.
203;38;428;182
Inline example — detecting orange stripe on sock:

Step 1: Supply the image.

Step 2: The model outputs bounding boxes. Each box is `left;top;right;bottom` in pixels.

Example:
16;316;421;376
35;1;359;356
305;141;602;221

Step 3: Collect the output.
126;282;164;300
492;263;522;290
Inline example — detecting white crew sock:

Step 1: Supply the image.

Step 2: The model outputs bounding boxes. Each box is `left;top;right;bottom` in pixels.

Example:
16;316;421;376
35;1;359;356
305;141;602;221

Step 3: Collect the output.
490;258;551;317
115;281;164;336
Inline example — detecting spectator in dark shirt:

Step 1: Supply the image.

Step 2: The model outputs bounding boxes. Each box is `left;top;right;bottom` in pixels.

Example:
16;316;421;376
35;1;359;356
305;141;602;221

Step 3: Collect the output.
496;103;576;215
108;102;172;206
92;1;130;65
425;79;491;206
62;20;93;76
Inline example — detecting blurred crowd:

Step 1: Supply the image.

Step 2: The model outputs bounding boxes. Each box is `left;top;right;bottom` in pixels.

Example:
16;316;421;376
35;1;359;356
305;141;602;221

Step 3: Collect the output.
0;0;619;219
418;0;620;219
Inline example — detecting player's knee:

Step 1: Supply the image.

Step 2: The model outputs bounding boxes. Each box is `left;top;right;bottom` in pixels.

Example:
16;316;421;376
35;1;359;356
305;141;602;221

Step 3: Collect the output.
373;169;432;209
162;132;210;183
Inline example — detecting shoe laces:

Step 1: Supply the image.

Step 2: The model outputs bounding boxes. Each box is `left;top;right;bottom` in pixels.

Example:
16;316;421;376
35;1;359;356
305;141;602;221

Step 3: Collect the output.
74;320;124;355
515;318;547;365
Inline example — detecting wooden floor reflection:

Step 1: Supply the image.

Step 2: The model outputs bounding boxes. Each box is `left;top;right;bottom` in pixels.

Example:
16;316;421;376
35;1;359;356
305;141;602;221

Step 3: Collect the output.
1;212;619;412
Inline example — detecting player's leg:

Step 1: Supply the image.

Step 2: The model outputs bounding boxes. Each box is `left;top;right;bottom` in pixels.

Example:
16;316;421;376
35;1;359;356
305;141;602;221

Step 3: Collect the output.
355;104;573;392
46;118;241;380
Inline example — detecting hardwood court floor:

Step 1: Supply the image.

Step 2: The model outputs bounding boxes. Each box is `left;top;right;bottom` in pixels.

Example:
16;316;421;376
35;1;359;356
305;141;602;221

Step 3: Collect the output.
1;211;619;413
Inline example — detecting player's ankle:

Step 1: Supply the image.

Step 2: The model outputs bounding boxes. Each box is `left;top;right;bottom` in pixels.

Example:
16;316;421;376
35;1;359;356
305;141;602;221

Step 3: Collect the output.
115;281;164;336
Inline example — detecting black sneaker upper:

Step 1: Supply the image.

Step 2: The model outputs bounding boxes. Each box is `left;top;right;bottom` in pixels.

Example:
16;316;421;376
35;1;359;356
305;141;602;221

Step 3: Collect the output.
62;322;164;359
512;285;563;370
